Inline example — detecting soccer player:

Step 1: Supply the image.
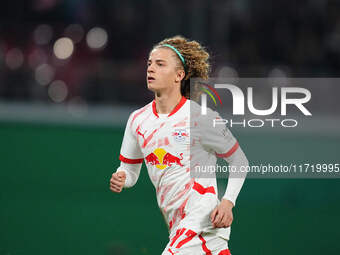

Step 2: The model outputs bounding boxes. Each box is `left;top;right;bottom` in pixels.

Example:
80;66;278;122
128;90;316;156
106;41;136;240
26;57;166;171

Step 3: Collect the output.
110;36;248;255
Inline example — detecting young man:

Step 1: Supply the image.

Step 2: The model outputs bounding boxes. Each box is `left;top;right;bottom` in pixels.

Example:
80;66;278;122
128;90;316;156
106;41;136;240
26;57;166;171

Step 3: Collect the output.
110;36;248;255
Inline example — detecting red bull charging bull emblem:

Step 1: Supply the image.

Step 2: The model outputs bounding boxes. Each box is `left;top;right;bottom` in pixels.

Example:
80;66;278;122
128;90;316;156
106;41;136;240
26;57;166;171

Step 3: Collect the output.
145;148;184;169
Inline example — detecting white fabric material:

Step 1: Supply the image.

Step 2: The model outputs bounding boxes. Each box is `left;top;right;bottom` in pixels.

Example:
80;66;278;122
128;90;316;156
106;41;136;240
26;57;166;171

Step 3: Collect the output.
116;162;142;188
162;231;229;255
222;147;248;206
119;109;145;160
116;99;247;242
198;108;237;155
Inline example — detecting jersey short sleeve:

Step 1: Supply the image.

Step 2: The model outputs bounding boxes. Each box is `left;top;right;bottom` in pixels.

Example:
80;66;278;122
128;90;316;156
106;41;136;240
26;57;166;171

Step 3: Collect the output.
199;108;239;158
119;112;144;164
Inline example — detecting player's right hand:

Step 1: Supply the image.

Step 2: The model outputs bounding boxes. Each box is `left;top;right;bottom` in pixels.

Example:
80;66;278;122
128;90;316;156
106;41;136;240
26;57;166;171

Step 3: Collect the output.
110;171;126;193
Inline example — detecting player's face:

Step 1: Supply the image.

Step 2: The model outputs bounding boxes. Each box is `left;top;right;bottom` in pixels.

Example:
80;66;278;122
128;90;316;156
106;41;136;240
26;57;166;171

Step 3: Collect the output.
147;48;184;93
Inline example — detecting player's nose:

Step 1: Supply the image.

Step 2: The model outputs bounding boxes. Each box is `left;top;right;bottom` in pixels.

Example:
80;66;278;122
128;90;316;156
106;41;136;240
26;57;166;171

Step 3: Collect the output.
147;63;155;73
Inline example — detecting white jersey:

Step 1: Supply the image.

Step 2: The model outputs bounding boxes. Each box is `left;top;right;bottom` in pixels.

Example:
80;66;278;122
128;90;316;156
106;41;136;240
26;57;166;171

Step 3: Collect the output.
119;96;239;241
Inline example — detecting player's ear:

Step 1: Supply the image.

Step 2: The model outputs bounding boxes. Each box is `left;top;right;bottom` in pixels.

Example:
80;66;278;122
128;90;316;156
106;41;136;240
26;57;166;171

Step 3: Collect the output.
175;69;185;83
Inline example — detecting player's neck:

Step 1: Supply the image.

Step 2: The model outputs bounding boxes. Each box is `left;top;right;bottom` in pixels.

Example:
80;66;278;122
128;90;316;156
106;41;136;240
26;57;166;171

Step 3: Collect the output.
154;91;182;115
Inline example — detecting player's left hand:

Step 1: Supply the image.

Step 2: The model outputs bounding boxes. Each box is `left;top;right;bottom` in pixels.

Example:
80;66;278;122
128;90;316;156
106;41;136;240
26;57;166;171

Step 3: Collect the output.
210;199;234;228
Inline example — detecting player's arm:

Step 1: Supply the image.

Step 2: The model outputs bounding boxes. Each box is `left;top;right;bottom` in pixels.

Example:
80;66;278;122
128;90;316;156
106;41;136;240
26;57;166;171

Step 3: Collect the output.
199;110;248;227
110;111;144;193
221;146;248;206
210;145;248;228
110;161;142;192
210;146;248;228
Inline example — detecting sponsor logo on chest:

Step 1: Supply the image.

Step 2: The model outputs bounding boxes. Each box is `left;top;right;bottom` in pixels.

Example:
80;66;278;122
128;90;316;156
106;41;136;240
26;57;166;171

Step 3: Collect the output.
172;129;189;142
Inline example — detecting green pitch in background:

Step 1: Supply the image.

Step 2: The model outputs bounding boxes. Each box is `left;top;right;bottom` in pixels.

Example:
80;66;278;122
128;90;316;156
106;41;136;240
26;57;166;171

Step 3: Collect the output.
0;122;339;255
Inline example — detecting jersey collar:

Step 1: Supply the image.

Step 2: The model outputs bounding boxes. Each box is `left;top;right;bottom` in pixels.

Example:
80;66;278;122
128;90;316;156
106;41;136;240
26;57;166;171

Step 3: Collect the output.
152;96;187;118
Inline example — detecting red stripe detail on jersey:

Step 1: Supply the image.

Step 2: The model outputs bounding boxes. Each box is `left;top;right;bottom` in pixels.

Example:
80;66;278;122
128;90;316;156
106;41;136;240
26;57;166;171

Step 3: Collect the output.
168;248;175;255
179;197;188;219
160;183;175;205
199;234;212;255
152;100;159;118
146;140;156;149
165;179;194;210
173;121;186;127
218;249;231;255
169;220;173;230
157;137;170;147
130;105;148;128
176;229;197;248
168;197;189;231
170;228;186;247
119;154;143;164
168;96;187;117
141;122;165;148
193;182;216;195
152;96;187;118
173;116;188;127
215;141;239;158
135;112;153;144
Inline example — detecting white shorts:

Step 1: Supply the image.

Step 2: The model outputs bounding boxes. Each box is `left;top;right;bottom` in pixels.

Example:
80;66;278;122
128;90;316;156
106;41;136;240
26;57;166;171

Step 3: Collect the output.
161;229;231;255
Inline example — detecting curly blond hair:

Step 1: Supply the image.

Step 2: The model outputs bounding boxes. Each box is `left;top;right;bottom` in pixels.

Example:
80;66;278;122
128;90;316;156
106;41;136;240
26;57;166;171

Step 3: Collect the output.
153;35;210;99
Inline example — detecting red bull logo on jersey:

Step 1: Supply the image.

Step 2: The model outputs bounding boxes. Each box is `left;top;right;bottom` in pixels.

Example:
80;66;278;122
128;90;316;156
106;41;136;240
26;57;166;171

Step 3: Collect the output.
172;129;189;143
145;148;184;169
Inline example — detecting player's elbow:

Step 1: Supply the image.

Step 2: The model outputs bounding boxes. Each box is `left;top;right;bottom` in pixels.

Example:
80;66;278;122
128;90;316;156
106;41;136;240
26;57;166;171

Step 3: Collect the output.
227;146;248;165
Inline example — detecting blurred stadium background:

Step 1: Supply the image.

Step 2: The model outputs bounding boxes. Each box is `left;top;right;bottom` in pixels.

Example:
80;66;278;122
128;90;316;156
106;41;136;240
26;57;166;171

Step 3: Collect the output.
0;0;340;254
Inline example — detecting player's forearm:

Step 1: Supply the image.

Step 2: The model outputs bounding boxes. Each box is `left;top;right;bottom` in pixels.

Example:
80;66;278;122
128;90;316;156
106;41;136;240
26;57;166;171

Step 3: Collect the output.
116;162;142;188
222;147;248;206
